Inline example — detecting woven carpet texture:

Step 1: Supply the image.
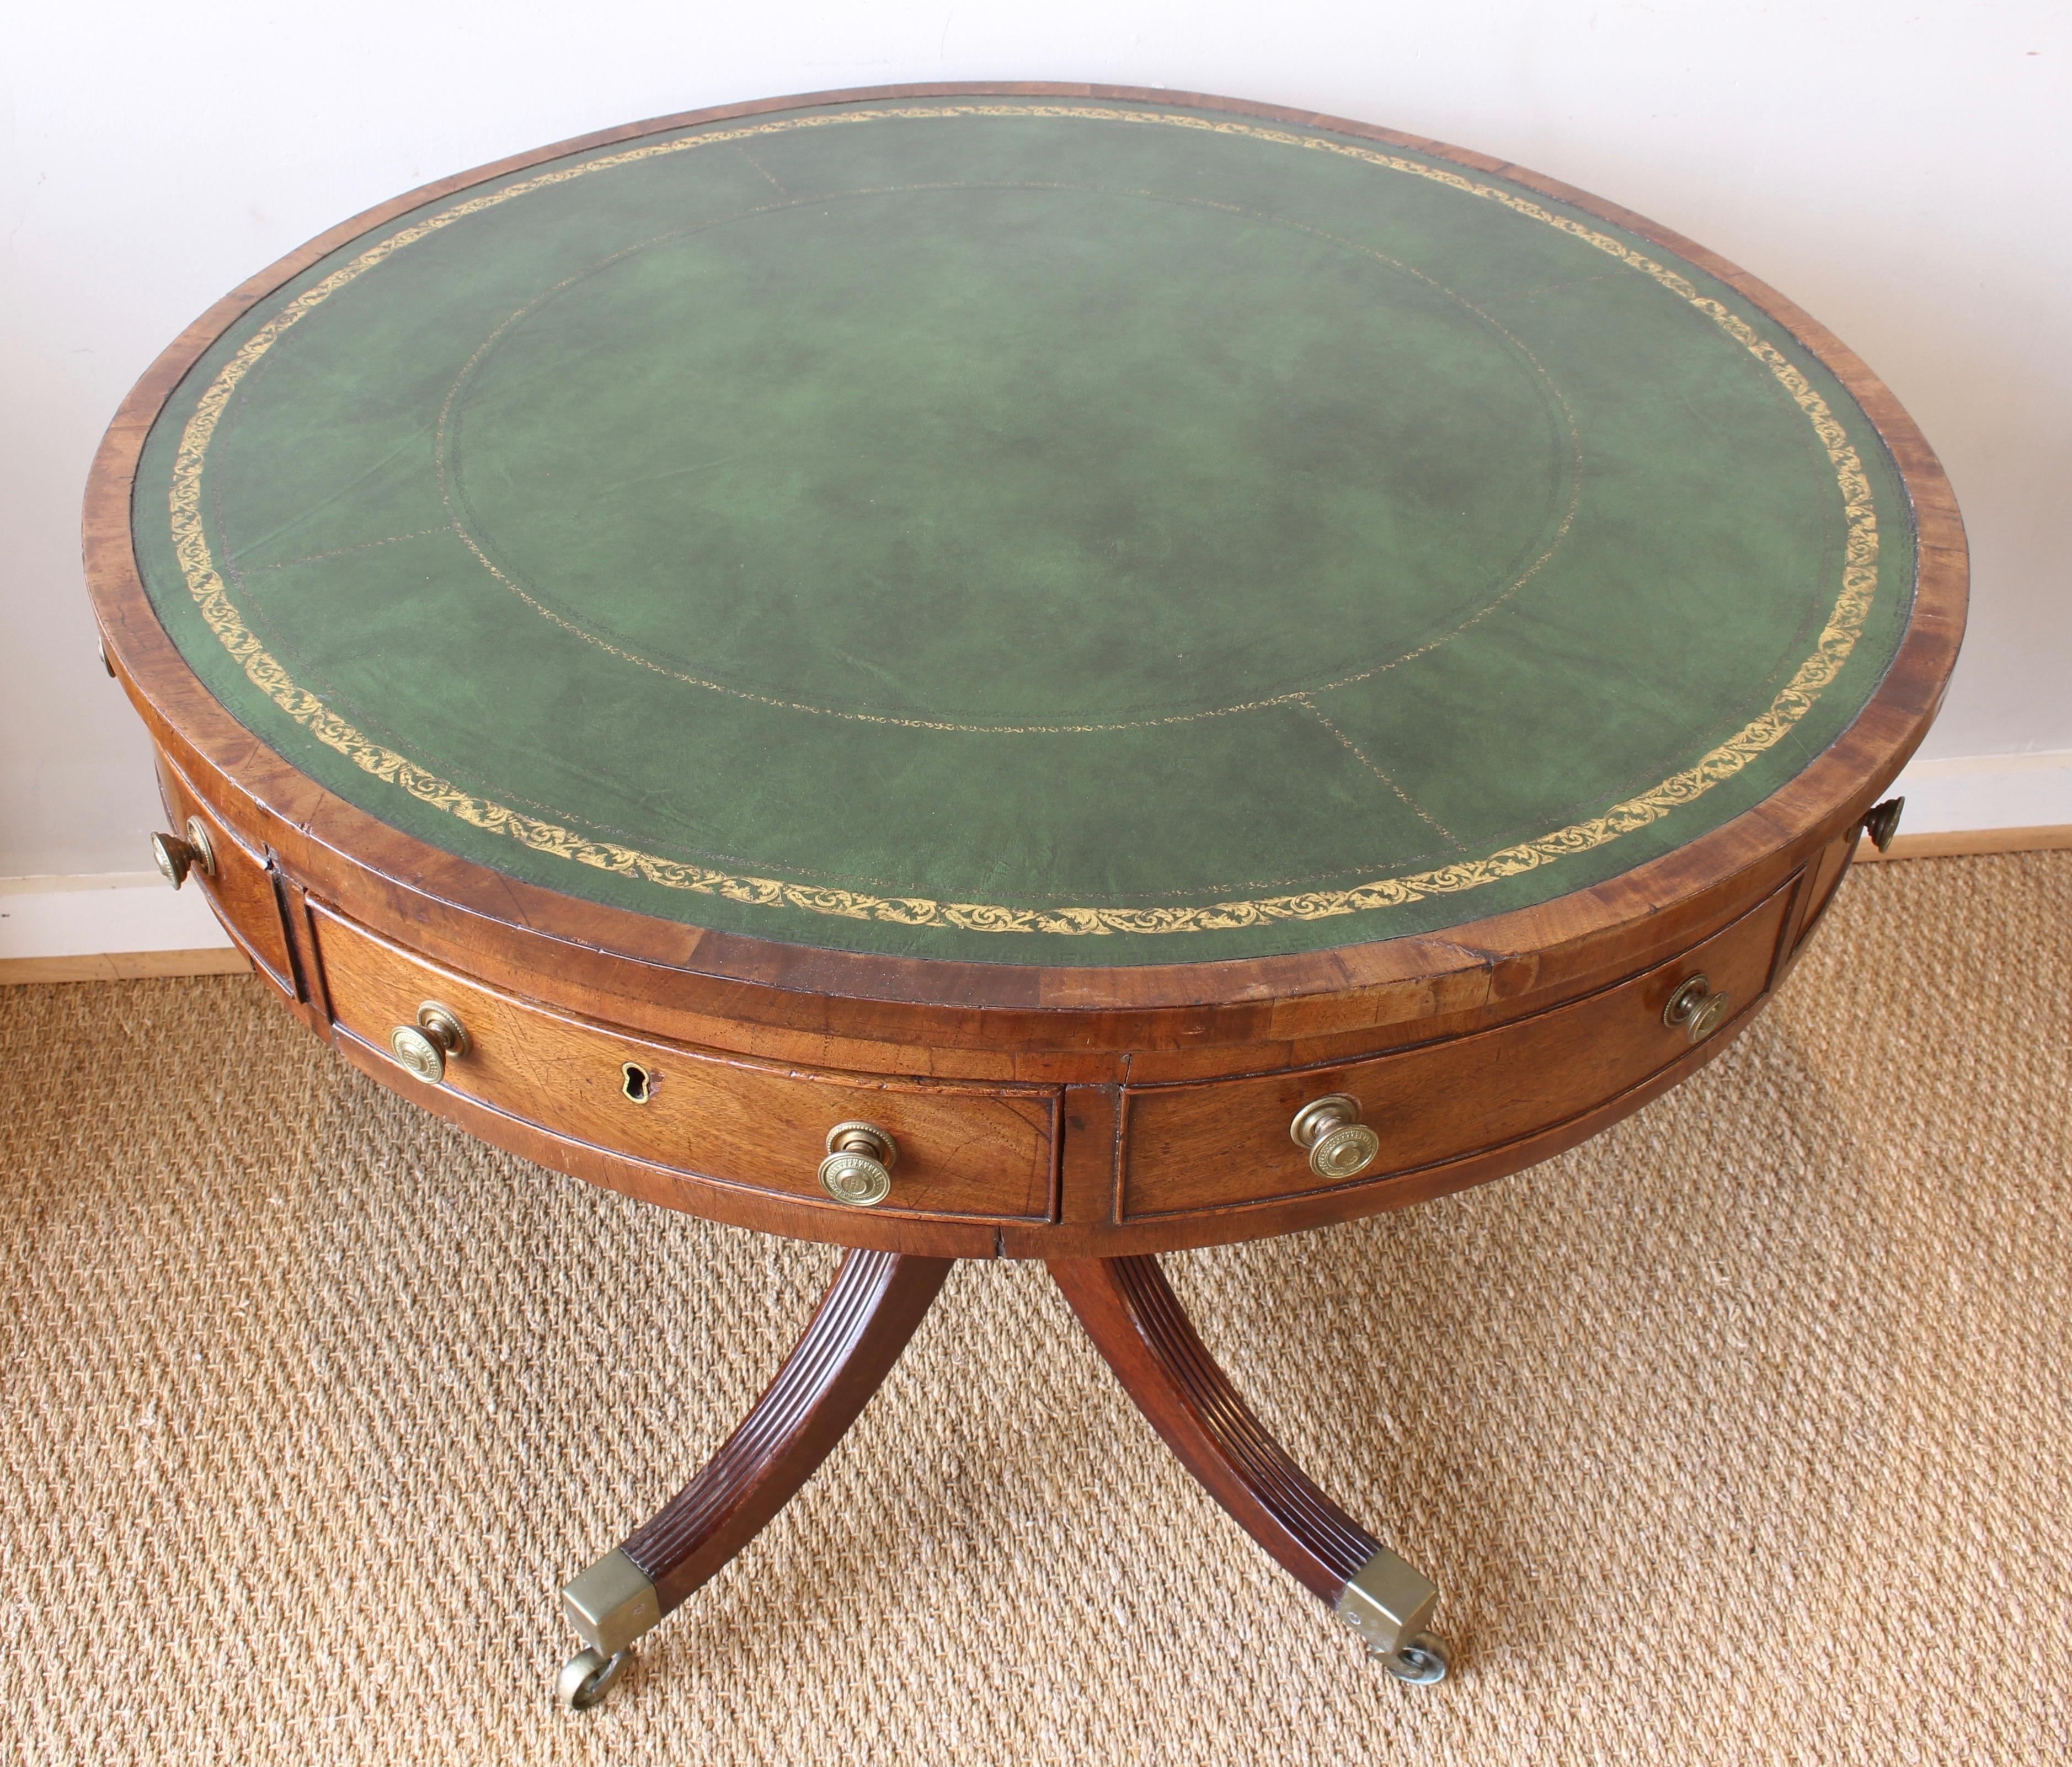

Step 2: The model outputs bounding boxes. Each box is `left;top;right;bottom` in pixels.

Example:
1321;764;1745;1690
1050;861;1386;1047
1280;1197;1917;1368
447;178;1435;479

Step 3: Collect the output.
2;853;2067;1764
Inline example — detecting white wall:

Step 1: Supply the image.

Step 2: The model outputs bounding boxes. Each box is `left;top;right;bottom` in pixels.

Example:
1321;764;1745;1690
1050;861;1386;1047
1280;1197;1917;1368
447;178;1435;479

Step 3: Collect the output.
4;0;2066;880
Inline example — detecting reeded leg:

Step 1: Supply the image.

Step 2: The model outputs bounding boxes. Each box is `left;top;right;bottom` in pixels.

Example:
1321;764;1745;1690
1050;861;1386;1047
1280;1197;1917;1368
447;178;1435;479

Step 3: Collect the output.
557;1247;954;1709
1048;1254;1449;1684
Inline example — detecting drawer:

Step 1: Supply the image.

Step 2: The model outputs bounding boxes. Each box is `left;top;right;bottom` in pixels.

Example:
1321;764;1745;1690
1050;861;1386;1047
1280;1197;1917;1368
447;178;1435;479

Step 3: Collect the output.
1118;876;1797;1219
155;755;297;998
1792;829;1857;952
310;905;1056;1223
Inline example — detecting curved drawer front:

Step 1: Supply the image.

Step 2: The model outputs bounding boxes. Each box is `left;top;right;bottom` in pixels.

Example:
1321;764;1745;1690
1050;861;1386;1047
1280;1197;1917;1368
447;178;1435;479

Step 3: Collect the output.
310;906;1056;1223
154;754;298;998
1117;877;1798;1220
1792;829;1859;954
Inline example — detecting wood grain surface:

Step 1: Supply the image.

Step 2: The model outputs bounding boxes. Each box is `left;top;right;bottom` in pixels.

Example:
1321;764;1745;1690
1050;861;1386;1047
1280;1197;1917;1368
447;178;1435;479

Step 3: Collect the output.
622;1248;954;1614
152;750;297;1000
1117;877;1796;1220
1049;1254;1382;1604
311;904;1059;1227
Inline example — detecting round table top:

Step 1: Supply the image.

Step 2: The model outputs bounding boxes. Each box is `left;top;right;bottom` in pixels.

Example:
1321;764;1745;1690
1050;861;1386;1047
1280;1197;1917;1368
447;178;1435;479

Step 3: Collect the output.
126;90;1929;970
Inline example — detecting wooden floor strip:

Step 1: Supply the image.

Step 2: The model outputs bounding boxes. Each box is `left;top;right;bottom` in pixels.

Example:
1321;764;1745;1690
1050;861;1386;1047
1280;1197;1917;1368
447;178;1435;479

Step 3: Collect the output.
0;948;252;986
1855;823;2072;862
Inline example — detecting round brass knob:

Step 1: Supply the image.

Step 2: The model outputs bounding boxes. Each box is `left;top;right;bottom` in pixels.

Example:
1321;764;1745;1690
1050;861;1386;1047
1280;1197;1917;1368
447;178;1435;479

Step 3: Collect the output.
1663;974;1731;1044
1289;1093;1381;1181
1862;795;1904;853
819;1121;897;1207
151;818;216;890
389;1001;471;1085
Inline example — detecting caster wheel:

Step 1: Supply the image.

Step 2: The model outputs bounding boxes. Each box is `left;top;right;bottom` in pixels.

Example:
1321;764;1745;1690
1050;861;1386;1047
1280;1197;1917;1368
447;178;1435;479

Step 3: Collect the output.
1375;1631;1450;1686
557;1645;633;1711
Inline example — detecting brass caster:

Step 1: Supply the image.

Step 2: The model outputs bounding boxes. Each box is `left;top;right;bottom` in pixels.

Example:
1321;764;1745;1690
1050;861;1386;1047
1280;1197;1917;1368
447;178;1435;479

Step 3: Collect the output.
557;1645;633;1712
1374;1630;1450;1686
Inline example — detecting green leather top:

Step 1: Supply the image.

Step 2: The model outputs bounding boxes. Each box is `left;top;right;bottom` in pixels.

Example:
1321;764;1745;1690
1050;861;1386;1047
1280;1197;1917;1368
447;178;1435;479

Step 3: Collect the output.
132;97;1914;965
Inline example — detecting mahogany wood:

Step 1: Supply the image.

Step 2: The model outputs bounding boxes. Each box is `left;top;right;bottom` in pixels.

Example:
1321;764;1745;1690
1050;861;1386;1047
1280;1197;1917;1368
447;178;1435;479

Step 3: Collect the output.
103;672;1916;1077
621;1248;954;1614
1048;1254;1381;1605
1009;1003;1783;1258
1794;831;1860;954
156;818;1821;1257
1118;876;1795;1220
273;870;335;1039
310;903;1059;1227
153;750;297;1001
1056;1084;1125;1230
323;1022;1004;1258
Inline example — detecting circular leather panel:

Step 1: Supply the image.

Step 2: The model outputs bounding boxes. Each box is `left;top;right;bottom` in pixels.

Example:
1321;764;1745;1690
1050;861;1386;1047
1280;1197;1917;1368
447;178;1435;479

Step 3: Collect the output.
129;97;1917;963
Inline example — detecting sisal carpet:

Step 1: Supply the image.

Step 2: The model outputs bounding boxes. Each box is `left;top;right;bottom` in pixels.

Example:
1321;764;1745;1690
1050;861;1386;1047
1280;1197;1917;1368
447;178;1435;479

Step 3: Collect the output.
2;854;2067;1765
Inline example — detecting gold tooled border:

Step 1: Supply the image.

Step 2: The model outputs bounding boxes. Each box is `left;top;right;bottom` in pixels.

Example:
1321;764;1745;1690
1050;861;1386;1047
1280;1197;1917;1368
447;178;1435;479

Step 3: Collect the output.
166;103;1881;938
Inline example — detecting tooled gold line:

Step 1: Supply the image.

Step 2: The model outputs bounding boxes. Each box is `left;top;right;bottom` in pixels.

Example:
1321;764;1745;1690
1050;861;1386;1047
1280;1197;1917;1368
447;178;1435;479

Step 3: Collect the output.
428;180;1587;735
167;104;1880;937
1297;697;1459;846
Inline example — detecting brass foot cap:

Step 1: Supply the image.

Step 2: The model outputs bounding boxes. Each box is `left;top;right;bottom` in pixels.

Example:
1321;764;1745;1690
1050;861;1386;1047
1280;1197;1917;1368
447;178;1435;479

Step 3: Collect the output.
561;1547;661;1659
1335;1546;1438;1661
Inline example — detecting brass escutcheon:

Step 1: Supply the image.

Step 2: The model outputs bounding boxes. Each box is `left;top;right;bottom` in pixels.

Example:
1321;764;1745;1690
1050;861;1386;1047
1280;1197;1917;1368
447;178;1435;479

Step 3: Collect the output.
1289;1093;1382;1181
389;1001;470;1085
1662;974;1731;1044
819;1121;897;1207
150;817;216;890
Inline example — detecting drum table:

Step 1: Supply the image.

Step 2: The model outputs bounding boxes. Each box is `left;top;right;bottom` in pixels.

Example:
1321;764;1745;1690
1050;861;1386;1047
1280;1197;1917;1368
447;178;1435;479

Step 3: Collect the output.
84;85;1965;1708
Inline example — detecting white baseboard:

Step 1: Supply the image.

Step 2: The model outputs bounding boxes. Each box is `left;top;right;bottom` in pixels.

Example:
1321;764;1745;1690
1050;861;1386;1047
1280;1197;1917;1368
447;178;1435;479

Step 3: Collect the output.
0;872;243;984
3;754;2066;980
1885;749;2072;836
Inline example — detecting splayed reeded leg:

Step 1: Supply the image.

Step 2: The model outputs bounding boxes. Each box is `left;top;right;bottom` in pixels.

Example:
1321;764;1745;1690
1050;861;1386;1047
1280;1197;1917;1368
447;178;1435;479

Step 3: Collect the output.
556;1247;954;1709
1048;1253;1449;1684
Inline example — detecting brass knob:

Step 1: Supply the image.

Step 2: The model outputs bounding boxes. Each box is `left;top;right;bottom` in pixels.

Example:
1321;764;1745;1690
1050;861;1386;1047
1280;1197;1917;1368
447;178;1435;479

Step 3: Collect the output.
1862;796;1904;853
819;1122;897;1207
151;817;216;889
389;1001;471;1084
1289;1094;1381;1181
1663;974;1731;1044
